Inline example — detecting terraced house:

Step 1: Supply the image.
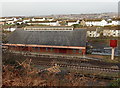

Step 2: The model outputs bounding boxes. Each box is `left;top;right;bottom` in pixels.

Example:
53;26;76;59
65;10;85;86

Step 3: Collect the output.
27;20;60;26
3;27;87;55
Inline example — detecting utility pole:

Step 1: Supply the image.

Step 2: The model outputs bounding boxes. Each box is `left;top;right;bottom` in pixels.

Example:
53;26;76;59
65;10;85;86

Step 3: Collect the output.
111;48;115;60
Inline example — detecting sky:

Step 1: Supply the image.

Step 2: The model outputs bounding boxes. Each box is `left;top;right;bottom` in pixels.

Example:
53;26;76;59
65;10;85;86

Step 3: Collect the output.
0;0;119;17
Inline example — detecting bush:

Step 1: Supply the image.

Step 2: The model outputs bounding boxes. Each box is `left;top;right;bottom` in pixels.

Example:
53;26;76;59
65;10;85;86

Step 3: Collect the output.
109;79;120;87
2;59;46;86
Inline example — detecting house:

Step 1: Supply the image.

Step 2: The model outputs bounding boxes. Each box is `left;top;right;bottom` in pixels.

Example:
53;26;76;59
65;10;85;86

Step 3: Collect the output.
85;18;120;26
85;19;105;26
22;18;30;23
4;28;16;32
31;17;54;21
31;17;46;21
80;20;86;27
27;20;60;26
13;17;22;21
0;17;22;24
103;30;120;37
3;28;87;55
87;31;100;37
5;17;14;21
111;18;120;26
0;17;6;21
66;20;80;26
46;17;54;21
0;17;14;22
16;21;23;25
6;20;15;24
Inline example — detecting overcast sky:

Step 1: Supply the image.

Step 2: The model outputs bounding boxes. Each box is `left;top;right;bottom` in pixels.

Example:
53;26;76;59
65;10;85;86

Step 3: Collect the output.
0;1;119;17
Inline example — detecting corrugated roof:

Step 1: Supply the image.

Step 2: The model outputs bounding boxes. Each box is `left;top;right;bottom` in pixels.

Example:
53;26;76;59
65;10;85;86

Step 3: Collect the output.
8;29;87;47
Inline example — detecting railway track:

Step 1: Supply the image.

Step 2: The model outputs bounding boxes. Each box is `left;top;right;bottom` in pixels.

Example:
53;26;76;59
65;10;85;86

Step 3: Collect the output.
3;51;120;80
3;51;120;73
30;55;120;69
36;62;120;73
16;51;119;67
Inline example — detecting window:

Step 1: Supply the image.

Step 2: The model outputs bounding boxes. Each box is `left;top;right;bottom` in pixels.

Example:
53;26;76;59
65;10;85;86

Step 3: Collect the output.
50;48;53;52
73;49;76;53
38;47;40;51
33;47;36;50
79;49;82;53
46;48;48;51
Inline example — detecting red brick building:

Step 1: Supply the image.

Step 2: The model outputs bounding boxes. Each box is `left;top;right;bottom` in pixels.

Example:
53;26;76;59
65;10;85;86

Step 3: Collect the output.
3;28;87;55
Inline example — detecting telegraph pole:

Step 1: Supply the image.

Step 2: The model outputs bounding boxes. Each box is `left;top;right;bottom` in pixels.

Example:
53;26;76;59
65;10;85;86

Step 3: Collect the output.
111;48;115;60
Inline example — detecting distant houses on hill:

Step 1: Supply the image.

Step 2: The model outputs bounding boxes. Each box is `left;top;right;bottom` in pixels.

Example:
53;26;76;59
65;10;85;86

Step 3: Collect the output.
85;19;119;26
1;16;120;37
0;17;120;26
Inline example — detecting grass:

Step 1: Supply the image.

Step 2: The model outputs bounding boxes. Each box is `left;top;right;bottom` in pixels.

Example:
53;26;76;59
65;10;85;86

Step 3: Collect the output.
3;52;114;86
3;58;104;86
2;59;47;86
101;55;120;63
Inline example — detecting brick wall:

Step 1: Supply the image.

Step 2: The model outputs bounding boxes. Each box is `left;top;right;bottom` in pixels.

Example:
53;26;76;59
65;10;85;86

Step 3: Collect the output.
7;46;85;55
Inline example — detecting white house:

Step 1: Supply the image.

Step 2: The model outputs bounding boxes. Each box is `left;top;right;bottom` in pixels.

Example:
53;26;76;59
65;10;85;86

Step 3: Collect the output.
0;17;6;21
4;28;16;32
103;30;120;37
85;19;108;26
23;20;30;23
6;20;15;24
27;21;60;26
87;31;100;37
31;17;46;21
13;17;22;21
5;17;14;21
85;18;120;26
100;20;108;26
46;18;54;21
0;17;14;21
16;21;23;25
66;20;80;26
22;18;31;23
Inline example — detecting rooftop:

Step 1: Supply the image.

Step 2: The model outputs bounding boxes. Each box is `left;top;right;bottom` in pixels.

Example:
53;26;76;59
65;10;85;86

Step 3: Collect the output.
7;29;87;47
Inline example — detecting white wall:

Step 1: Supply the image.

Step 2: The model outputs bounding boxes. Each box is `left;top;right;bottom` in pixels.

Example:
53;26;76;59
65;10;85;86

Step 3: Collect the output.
87;31;100;37
32;18;46;21
27;22;59;26
4;28;16;32
85;20;120;26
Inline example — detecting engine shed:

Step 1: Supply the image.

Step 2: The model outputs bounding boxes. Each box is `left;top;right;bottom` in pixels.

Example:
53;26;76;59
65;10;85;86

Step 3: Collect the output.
3;27;87;55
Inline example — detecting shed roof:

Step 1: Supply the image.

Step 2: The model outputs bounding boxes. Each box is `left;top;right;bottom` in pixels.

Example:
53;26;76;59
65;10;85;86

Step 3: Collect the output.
7;29;87;47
